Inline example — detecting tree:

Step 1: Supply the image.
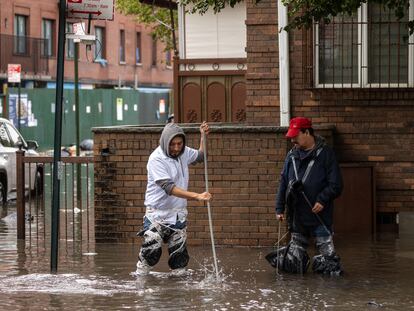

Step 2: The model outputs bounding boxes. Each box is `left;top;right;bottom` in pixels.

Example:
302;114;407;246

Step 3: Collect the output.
181;0;414;33
116;0;178;52
281;0;413;33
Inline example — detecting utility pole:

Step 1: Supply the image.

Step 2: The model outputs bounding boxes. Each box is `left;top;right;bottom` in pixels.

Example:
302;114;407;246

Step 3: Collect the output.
74;40;82;209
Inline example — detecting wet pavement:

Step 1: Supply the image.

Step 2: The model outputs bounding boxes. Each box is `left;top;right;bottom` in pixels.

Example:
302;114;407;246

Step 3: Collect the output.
1;205;414;310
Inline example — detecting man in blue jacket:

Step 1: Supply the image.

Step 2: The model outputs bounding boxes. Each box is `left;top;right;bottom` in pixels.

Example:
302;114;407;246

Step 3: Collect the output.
274;117;343;275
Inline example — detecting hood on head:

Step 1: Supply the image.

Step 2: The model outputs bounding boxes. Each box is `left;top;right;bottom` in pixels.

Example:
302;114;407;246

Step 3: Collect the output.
160;123;186;158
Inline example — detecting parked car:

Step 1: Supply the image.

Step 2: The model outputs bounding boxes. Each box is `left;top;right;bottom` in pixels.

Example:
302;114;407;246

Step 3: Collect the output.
0;118;43;203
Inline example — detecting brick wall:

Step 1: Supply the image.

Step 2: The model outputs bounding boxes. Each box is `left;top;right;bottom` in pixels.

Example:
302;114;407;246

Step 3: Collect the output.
93;124;334;245
245;0;280;124
244;0;414;217
291;91;414;214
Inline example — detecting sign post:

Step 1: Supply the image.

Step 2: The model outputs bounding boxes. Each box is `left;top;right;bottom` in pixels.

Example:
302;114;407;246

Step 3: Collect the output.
8;64;21;130
51;0;66;273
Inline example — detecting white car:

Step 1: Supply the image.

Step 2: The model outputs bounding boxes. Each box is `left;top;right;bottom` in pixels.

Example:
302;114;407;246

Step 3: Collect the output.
0;118;42;203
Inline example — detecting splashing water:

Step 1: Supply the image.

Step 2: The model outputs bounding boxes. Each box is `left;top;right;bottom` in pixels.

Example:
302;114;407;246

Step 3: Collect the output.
0;273;140;296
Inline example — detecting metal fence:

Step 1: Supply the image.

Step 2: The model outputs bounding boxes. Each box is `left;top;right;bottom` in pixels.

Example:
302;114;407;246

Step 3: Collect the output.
303;3;414;89
16;150;94;250
0;34;49;76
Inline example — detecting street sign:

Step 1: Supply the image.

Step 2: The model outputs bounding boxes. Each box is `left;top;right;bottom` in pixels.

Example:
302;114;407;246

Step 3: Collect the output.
67;0;114;20
7;64;21;83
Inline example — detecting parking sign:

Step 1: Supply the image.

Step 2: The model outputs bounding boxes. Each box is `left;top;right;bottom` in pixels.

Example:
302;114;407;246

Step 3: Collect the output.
7;64;21;83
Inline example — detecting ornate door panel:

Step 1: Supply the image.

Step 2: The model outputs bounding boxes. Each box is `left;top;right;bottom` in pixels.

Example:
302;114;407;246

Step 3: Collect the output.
207;82;226;122
231;82;246;122
182;83;202;123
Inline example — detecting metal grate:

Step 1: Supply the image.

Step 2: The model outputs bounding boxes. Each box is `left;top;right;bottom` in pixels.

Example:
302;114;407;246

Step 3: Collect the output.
303;3;413;89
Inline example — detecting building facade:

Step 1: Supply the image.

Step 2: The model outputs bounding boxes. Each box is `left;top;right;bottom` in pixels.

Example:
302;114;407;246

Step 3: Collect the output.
0;0;173;88
91;0;414;245
173;0;414;234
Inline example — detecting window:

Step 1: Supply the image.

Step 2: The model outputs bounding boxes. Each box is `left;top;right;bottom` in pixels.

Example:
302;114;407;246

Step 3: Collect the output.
367;3;408;84
42;19;54;56
152;36;157;66
95;26;105;60
119;29;125;63
165;50;172;67
136;32;142;64
6;123;22;146
0;123;12;147
14;15;28;55
66;22;75;59
315;2;413;87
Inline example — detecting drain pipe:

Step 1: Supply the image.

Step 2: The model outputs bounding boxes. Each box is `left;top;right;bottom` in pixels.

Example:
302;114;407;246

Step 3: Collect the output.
278;0;290;126
178;3;186;59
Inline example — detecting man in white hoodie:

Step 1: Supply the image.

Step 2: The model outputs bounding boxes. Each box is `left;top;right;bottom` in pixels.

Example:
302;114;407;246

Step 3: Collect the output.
136;121;211;275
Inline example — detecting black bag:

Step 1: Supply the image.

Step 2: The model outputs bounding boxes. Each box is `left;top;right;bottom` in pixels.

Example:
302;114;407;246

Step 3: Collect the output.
285;179;304;231
265;241;310;274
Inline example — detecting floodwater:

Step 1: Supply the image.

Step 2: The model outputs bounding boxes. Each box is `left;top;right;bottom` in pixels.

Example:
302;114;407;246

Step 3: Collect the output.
1;207;414;310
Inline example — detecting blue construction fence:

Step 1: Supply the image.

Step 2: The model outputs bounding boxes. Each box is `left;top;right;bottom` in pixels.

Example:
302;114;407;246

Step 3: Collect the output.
4;87;171;150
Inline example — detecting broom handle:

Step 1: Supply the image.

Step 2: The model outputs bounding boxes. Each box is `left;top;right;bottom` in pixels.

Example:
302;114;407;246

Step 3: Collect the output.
203;131;219;279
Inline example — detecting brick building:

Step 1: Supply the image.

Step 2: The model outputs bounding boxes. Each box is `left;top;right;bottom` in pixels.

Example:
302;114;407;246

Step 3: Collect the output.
0;0;173;88
93;0;414;245
172;0;414;234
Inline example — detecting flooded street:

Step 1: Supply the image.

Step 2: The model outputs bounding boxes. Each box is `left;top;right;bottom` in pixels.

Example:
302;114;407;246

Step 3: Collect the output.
1;205;414;310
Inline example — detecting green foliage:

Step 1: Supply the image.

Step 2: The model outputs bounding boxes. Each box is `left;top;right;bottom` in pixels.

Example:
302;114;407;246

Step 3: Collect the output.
183;0;413;33
281;0;412;33
179;0;242;14
116;0;178;51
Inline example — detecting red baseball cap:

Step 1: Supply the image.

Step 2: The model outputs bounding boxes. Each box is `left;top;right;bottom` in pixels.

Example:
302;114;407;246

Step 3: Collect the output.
285;117;312;138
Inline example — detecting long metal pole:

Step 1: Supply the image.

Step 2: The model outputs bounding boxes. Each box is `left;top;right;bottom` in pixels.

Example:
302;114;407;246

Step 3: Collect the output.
17;82;21;131
75;42;80;155
276;219;281;275
51;0;66;273
202;132;219;279
74;42;82;208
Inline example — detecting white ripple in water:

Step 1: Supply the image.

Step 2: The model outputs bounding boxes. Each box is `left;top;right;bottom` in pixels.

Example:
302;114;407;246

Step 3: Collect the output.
0;273;139;296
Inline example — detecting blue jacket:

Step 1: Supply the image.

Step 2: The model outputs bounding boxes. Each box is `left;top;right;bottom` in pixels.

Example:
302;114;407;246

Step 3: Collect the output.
275;136;343;227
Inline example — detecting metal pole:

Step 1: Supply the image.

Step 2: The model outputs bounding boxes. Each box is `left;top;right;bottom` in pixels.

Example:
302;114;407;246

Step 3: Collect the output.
16;149;25;240
74;41;82;207
202;132;219;279
17;82;21;131
51;0;66;273
3;83;9;119
276;219;281;275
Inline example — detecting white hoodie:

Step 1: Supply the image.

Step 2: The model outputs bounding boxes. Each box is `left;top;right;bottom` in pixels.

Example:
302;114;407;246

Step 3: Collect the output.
144;124;201;224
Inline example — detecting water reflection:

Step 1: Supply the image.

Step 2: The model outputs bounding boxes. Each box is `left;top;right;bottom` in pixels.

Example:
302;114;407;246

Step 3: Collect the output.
1;205;414;310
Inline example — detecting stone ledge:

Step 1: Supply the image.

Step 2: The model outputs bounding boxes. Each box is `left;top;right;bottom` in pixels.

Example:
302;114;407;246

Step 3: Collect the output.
92;123;336;134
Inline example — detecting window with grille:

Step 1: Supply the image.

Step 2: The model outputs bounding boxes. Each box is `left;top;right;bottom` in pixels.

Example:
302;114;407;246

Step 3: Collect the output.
314;2;413;88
